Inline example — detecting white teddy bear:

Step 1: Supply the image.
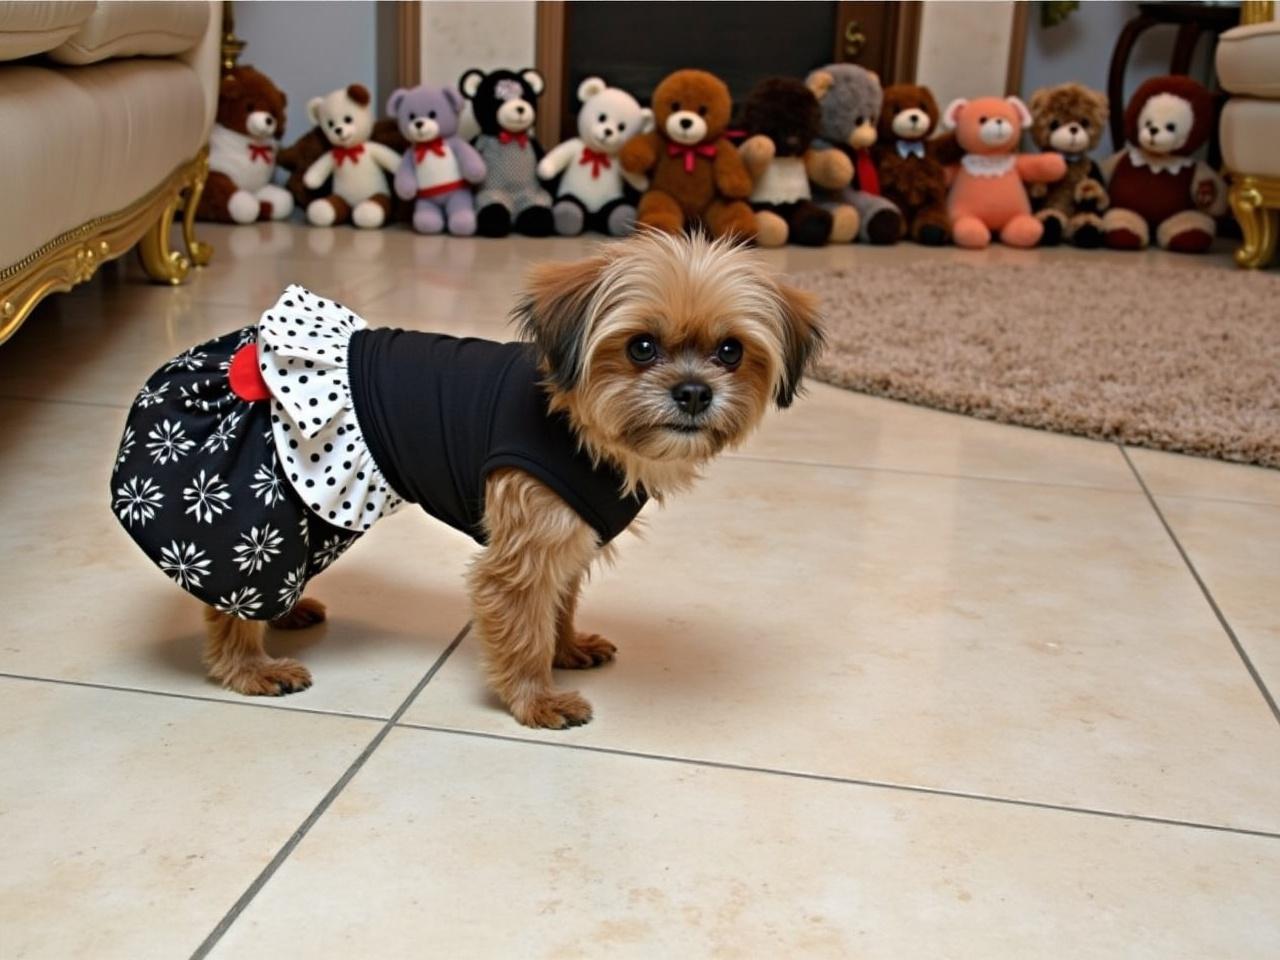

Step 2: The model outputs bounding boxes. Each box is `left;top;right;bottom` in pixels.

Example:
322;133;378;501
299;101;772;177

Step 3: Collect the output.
302;84;401;229
536;77;652;236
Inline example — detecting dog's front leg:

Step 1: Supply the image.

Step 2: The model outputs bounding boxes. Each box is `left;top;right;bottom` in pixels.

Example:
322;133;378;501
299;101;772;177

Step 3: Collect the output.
554;573;617;669
468;470;600;728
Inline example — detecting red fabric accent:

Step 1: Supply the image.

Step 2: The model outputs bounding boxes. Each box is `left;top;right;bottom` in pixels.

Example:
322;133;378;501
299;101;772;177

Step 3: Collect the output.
499;130;529;149
248;144;274;164
579;147;611;178
332;144;365;166
413;139;448;163
417;179;466;199
855;149;880;196
667;141;717;174
228;343;272;403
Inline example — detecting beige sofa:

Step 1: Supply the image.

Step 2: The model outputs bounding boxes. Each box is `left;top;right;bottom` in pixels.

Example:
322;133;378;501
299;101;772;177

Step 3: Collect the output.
0;1;221;344
1217;0;1280;268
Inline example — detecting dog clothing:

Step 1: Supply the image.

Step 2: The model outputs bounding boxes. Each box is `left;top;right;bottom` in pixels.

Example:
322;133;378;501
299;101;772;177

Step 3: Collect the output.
110;285;646;621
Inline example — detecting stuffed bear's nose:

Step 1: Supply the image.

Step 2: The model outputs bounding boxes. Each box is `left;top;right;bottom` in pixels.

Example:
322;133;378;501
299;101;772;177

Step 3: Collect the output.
514;104;526;115
1069;124;1079;134
679;117;693;130
672;381;713;415
603;126;613;137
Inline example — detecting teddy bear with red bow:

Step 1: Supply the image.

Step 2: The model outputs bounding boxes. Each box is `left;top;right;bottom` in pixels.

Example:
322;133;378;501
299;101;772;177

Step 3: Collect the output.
535;77;653;236
301;84;402;229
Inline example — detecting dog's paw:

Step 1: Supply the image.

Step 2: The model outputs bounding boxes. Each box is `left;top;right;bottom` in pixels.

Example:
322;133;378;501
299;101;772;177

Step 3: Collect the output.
269;597;327;630
222;657;313;697
553;632;617;669
513;689;593;729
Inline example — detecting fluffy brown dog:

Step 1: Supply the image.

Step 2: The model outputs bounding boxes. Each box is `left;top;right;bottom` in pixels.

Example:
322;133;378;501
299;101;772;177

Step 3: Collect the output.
620;69;757;239
177;232;821;728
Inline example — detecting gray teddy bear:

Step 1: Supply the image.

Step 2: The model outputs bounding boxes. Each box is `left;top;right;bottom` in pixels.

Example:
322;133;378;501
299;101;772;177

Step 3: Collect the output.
806;64;904;245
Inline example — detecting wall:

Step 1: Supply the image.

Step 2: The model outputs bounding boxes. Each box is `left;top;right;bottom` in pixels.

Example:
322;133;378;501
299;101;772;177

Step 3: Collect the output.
916;0;1017;111
233;1;379;141
418;0;536;88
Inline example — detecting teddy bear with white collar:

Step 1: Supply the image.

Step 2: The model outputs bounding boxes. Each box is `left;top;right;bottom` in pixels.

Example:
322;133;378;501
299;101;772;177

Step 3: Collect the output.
536;77;652;236
302;84;401;229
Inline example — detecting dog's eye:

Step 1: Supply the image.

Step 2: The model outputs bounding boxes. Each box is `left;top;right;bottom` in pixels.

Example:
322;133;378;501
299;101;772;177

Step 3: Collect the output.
715;338;743;368
344;115;353;124
626;335;658;365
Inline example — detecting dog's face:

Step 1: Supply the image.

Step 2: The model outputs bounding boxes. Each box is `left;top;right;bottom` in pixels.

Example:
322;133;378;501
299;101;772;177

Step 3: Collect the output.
515;231;822;494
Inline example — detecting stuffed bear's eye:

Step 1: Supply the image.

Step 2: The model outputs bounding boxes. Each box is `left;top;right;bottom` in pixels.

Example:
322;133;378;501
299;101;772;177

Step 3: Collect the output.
1165;122;1176;132
344;115;353;124
626;335;659;365
246;103;256;113
698;105;708;117
715;338;743;369
327;120;335;129
1048;119;1060;130
854;116;864;127
670;101;681;112
428;110;437;119
408;112;417;121
979;116;989;124
598;112;607;122
618;122;626;131
1079;118;1090;129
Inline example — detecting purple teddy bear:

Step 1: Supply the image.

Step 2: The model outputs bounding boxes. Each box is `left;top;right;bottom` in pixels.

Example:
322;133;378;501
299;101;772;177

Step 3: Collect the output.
388;84;487;235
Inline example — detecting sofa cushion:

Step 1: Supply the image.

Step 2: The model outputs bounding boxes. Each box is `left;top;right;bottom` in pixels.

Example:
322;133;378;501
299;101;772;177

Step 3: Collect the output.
1216;20;1280;98
0;59;207;272
47;1;210;65
0;1;95;62
1220;97;1280;179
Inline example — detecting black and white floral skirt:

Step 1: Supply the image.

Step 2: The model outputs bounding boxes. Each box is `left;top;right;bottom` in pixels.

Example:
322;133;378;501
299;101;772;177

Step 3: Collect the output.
109;325;361;620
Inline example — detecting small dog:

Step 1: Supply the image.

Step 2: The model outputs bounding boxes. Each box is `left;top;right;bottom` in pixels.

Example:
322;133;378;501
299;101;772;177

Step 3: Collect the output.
112;231;821;728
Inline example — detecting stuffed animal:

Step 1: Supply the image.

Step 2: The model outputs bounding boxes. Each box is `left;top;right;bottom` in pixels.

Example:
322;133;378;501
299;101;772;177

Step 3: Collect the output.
1025;83;1110;247
278;120;407;215
535;77;651;236
301;84;401;228
804;64;903;244
387;84;486;235
459;67;554;237
198;65;294;224
619;68;756;239
1100;75;1225;253
941;95;1066;249
737;76;854;247
871;84;952;244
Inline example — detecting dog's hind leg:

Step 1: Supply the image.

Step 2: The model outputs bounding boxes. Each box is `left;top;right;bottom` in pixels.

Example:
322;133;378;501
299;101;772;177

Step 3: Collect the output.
269;597;327;630
203;606;313;696
553;573;616;669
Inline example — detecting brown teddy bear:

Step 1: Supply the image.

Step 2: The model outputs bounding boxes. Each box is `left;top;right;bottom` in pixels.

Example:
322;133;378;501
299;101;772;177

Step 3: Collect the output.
871;83;952;244
738;76;856;247
197;65;293;223
1026;83;1109;247
619;69;756;239
1101;75;1225;253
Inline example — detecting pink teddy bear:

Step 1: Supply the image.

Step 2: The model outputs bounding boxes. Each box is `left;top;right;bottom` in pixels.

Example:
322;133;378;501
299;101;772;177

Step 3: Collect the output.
942;96;1066;248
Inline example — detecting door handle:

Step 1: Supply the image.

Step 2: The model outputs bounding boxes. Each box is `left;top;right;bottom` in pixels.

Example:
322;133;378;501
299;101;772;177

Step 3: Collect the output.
844;20;867;59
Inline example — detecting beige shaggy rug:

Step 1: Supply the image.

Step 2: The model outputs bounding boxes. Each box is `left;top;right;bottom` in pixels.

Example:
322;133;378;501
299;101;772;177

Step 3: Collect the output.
790;261;1280;468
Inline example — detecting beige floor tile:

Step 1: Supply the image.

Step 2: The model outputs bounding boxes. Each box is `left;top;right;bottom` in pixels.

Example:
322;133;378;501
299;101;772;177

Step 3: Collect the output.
1128;446;1280;506
208;727;1280;960
1156;496;1280;705
405;456;1280;832
0;677;377;959
738;381;1136;489
0;398;475;718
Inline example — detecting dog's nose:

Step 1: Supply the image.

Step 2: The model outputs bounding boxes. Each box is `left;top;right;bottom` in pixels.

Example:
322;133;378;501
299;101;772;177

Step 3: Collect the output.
679;117;694;130
672;381;713;415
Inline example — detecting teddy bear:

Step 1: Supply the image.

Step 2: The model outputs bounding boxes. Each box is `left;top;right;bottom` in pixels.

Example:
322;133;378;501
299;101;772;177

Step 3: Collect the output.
277;119;407;215
1100;75;1226;253
804;64;903;244
1025;83;1109;248
300;84;402;228
458;67;555;237
535;76;651;236
197;65;294;224
871;84;952;244
386;84;486;235
619;68;756;240
737;76;855;247
941;95;1066;248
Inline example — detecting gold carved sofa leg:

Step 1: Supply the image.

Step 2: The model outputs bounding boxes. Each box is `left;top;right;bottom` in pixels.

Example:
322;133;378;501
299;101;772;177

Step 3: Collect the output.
1228;175;1280;270
138;150;213;283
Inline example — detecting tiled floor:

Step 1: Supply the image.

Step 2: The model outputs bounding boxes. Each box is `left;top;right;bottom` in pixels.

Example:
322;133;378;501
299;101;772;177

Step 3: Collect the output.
2;222;1278;958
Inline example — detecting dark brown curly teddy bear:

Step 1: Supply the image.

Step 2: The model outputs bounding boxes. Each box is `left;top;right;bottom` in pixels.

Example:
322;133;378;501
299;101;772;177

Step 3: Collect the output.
871;83;951;244
619;69;755;239
1026;83;1109;248
738;76;857;247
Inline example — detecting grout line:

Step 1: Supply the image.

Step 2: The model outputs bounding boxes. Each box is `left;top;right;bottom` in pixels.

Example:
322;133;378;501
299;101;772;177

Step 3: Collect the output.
0;393;129;411
0;671;388;724
724;451;1142;496
397;721;1280;843
1120;445;1280;728
188;623;470;960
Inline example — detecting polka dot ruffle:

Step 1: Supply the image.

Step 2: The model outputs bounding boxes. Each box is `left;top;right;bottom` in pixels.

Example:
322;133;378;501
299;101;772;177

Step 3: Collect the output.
258;284;404;531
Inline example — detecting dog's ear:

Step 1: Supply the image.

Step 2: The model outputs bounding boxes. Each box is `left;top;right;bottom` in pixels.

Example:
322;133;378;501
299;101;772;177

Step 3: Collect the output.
514;255;610;391
773;281;823;409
